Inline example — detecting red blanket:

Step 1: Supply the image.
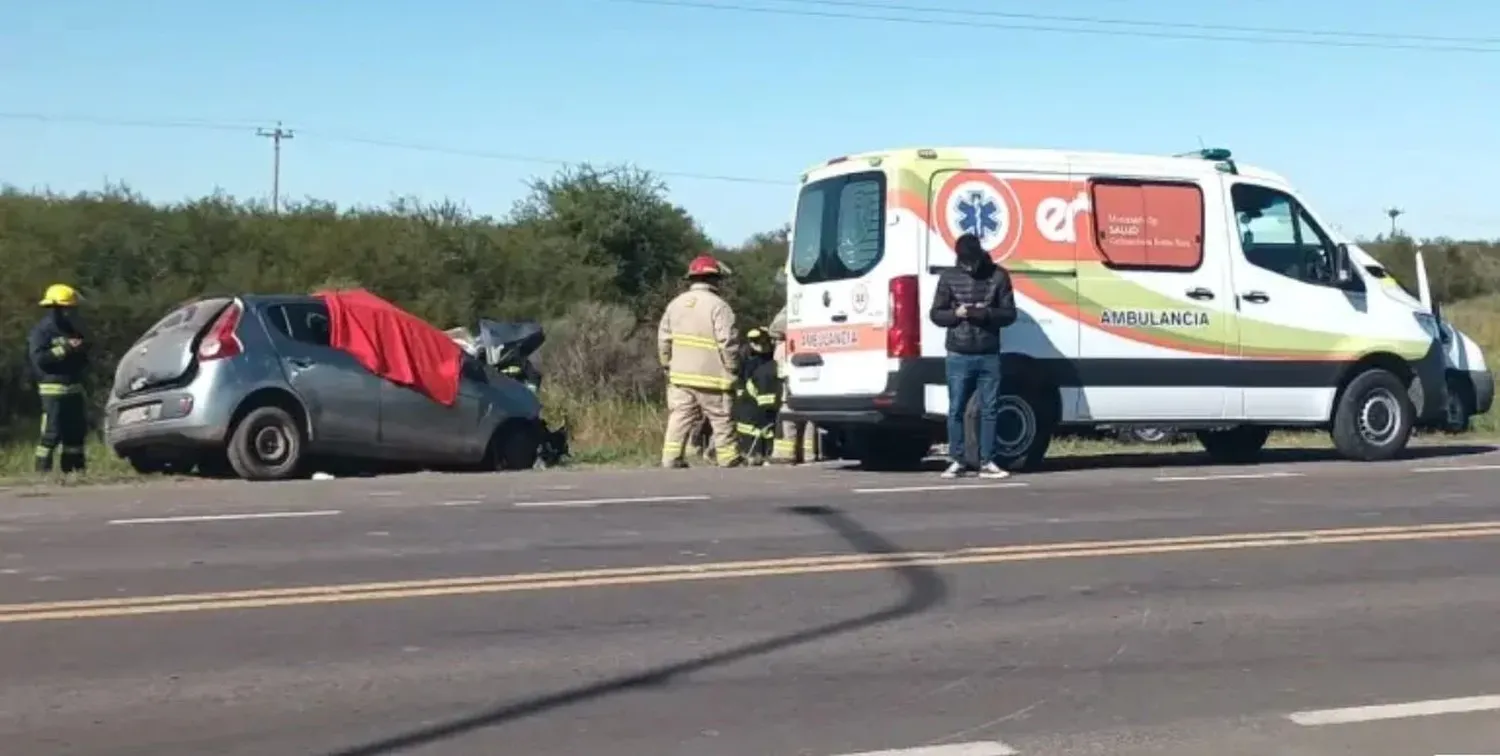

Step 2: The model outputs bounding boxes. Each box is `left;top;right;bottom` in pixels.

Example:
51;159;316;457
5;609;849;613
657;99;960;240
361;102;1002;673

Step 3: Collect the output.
314;288;461;407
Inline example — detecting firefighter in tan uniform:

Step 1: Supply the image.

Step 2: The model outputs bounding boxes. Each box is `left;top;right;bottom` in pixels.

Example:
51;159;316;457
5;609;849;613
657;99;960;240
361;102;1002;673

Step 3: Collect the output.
658;254;744;469
767;272;815;464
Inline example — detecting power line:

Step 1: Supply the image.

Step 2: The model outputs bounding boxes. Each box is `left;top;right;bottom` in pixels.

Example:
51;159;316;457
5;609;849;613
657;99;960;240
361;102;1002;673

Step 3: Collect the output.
0;111;262;132
759;0;1500;46
0;111;795;187
603;0;1500;53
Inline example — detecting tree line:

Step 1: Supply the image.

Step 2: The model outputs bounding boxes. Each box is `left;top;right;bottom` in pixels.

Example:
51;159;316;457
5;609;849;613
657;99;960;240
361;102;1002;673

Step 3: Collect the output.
0;164;1493;441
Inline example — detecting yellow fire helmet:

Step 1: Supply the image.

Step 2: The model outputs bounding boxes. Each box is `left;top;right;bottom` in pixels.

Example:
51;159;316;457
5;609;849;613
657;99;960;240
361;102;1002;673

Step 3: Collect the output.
39;283;81;307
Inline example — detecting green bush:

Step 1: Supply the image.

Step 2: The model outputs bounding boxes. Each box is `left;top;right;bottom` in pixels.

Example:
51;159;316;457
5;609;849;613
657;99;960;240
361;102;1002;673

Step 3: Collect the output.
0;165;784;447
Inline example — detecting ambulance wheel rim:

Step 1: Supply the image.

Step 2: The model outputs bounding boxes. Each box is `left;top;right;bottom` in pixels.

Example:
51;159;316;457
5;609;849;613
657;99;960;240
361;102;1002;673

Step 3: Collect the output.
995;395;1036;457
1357;388;1402;446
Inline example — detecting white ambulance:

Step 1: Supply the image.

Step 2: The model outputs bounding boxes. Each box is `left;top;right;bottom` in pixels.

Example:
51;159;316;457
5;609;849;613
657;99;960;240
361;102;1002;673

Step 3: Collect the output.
779;147;1493;471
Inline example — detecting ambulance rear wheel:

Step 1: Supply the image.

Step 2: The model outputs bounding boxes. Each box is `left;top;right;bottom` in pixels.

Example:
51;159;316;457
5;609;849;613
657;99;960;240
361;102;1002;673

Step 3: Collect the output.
964;384;1058;473
1331;368;1414;461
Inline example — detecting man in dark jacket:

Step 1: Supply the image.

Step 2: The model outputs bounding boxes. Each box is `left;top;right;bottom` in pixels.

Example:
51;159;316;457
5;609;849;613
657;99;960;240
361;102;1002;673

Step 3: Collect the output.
929;233;1017;478
29;284;90;474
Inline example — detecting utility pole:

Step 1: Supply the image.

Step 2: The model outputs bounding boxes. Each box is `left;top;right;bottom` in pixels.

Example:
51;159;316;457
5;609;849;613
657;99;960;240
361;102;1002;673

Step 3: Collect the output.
1385;206;1404;237
256;121;293;213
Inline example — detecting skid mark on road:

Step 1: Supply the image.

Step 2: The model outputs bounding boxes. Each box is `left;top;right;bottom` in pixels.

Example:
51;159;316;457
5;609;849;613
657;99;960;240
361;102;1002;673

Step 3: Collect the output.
5;519;1500;624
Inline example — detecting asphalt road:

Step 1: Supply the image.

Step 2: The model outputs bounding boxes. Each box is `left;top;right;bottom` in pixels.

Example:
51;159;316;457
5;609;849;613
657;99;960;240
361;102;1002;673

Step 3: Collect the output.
4;444;1500;755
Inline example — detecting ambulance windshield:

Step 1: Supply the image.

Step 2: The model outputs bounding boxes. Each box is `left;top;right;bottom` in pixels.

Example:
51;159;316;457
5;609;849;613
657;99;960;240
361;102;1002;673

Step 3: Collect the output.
789;171;886;285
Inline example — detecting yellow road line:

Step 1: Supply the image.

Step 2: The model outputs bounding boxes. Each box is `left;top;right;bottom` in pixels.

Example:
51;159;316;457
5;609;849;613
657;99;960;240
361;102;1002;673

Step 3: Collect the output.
3;520;1499;624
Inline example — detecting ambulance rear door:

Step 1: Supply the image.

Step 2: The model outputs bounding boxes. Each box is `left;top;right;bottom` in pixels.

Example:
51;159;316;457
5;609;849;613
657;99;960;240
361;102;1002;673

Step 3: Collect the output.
785;169;895;399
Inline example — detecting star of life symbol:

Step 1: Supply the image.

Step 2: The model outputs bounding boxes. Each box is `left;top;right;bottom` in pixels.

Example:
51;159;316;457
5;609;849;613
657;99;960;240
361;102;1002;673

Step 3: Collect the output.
946;182;1010;252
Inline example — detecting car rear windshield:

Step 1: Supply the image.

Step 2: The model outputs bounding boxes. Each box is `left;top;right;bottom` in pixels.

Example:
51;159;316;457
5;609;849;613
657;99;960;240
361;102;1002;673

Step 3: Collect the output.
789;170;887;285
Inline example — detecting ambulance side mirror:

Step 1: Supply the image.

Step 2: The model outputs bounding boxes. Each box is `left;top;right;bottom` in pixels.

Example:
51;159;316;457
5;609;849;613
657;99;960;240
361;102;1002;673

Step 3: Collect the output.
1332;243;1354;285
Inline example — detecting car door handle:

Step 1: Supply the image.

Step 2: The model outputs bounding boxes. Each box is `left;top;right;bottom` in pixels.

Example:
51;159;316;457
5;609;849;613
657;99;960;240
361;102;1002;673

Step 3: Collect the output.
287;357;312;369
1185;287;1215;300
830;312;848;323
1242;291;1270;304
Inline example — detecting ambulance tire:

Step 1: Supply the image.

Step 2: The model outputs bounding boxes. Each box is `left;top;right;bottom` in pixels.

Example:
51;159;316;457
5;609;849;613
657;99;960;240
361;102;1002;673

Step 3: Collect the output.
964;383;1058;473
1195;425;1270;464
853;429;931;471
1331;368;1414;461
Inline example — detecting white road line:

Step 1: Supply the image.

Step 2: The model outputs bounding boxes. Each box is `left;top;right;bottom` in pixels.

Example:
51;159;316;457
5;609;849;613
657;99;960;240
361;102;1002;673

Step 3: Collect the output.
852;483;1028;494
512;495;712;508
1153;471;1303;482
826;742;1018;756
1412;463;1500;473
1288;694;1500;726
436;500;482;507
109;510;342;525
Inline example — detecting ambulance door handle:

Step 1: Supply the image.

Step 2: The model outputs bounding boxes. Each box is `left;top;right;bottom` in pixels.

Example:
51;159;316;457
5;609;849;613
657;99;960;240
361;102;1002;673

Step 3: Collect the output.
1185;287;1215;300
1242;291;1270;304
831;313;848;323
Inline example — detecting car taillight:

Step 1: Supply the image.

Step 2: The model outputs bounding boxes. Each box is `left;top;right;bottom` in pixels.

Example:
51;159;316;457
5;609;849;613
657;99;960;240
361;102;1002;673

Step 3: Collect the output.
197;302;244;361
887;275;920;358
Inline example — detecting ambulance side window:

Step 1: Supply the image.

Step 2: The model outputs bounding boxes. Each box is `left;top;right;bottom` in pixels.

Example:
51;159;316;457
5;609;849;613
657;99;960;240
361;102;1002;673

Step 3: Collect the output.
1088;178;1204;271
1231;184;1355;290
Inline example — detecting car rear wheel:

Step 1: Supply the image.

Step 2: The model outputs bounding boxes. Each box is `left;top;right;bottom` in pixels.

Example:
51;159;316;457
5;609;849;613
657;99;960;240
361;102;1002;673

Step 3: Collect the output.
226;405;306;481
1442;375;1473;434
486;420;540;471
852;429;931;471
1195;425;1271;464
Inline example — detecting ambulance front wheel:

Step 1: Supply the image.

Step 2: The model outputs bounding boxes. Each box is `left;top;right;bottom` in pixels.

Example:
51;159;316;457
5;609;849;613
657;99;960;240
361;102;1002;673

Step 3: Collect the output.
1331;368;1414;461
964;383;1058;473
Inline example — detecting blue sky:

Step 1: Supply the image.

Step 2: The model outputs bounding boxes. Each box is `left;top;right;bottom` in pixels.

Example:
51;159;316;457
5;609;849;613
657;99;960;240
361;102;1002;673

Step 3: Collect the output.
3;0;1498;245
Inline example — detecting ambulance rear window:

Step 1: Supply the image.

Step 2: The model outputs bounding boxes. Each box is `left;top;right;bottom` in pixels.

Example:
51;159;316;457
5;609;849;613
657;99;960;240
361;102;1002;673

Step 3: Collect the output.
790;171;886;284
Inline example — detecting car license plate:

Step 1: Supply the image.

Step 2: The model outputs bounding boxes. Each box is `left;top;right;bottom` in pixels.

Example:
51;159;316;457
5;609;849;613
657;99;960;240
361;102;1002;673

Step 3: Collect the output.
117;403;160;426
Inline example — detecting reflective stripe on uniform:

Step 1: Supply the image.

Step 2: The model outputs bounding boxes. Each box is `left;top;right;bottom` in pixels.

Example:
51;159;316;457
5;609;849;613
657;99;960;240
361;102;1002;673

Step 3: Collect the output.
37;382;82;396
714;444;740;463
735;422;773;438
742;380;778;408
671;334;721;350
60;445;85;455
34;445;52;458
49;344;67;358
669;372;734;391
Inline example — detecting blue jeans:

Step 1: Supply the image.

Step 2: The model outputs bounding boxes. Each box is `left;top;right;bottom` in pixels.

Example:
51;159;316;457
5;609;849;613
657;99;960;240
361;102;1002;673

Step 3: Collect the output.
945;353;1001;465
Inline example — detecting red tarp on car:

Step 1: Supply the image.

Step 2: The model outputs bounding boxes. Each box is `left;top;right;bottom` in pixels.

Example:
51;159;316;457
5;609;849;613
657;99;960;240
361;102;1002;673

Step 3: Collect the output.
314;288;462;407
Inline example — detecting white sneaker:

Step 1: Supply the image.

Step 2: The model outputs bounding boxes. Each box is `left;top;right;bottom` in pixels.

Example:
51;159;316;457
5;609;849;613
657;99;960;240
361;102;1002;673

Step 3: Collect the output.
940;461;967;479
978;462;1011;479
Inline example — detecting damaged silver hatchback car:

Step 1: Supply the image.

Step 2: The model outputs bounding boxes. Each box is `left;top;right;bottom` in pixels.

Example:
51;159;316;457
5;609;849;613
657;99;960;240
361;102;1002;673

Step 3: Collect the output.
105;294;544;480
